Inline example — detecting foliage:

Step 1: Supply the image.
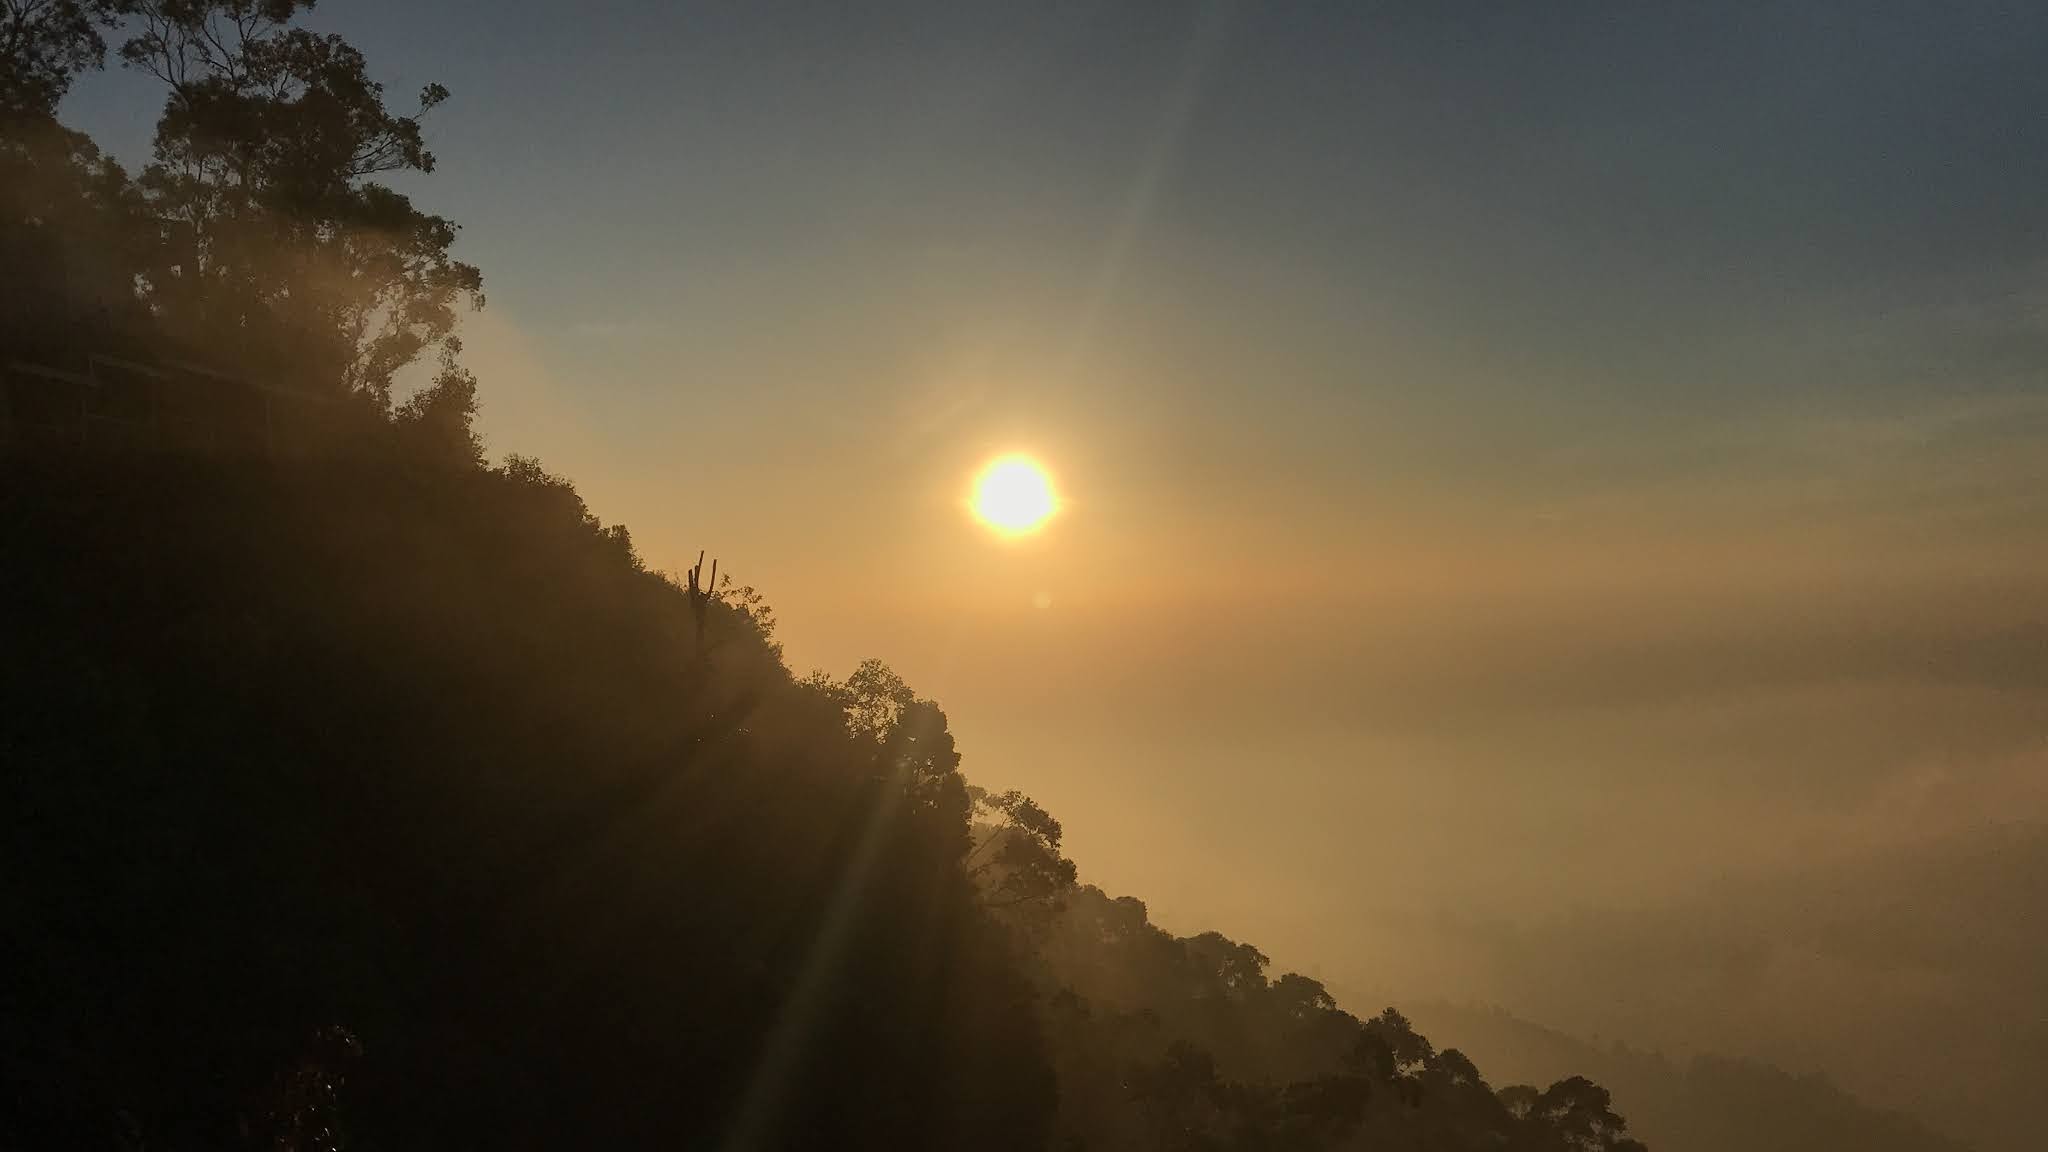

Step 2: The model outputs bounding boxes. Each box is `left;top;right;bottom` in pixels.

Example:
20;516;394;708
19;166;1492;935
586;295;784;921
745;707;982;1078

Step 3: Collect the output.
2;0;479;406
118;0;482;401
0;0;117;117
967;786;1080;917
1024;886;1648;1151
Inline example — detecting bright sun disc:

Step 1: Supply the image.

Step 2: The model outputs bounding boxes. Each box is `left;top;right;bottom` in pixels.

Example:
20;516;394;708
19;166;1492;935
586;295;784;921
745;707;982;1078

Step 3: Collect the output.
971;455;1058;535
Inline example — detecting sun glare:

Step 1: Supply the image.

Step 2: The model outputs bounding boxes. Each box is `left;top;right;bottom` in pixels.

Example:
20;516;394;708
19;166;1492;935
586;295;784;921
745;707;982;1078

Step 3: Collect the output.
971;455;1058;536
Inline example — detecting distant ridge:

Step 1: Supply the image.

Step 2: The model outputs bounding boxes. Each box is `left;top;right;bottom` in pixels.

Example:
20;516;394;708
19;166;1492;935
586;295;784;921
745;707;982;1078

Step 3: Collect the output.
1406;1001;1972;1152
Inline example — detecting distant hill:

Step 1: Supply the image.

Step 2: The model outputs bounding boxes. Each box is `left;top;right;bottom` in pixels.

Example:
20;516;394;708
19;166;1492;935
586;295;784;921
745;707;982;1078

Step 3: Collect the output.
1377;824;2048;1152
1407;1002;1972;1152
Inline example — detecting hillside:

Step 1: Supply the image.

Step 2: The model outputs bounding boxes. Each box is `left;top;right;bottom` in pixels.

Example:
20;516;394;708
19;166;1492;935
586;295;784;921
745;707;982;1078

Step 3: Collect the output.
0;453;1049;1148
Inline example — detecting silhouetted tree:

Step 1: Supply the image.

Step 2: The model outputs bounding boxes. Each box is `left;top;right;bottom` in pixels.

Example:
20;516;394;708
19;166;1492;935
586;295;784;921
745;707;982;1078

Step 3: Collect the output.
116;0;482;400
0;0;116;117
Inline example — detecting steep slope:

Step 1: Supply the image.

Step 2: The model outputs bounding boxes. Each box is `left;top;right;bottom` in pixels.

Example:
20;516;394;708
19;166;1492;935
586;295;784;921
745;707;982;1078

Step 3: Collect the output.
0;454;1052;1149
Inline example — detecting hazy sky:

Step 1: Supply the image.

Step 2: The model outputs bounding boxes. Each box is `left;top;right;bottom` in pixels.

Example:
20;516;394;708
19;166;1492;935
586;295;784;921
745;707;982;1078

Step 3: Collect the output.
60;4;2048;1139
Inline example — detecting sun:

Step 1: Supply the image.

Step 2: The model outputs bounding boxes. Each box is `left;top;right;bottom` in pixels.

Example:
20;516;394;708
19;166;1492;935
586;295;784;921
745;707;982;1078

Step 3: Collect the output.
971;454;1059;535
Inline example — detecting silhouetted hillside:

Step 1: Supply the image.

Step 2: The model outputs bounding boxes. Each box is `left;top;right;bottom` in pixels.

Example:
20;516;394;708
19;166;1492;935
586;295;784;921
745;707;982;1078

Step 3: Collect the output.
1005;884;1649;1151
1;451;1061;1148
0;448;1658;1152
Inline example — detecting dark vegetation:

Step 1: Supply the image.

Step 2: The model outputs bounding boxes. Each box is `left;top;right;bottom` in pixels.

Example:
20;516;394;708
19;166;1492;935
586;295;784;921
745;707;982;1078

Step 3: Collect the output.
5;4;1650;1148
